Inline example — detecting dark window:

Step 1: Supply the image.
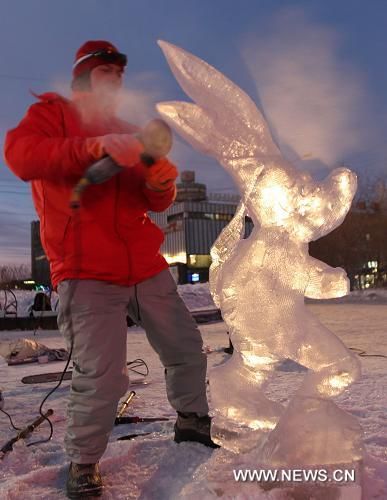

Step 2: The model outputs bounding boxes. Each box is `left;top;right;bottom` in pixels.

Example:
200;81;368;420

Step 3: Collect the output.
167;213;184;223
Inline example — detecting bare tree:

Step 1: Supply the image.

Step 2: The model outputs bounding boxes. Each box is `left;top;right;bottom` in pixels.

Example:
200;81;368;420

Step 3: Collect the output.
355;172;387;212
0;264;31;287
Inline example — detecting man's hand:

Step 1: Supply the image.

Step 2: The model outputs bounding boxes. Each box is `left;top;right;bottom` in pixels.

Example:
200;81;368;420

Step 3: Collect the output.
145;158;178;191
86;134;144;168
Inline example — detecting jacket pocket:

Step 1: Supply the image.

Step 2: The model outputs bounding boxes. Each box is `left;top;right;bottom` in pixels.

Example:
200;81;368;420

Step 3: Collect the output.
41;214;72;263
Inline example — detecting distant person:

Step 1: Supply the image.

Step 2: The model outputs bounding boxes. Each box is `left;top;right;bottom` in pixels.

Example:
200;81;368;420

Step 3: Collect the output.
28;291;52;317
4;40;218;499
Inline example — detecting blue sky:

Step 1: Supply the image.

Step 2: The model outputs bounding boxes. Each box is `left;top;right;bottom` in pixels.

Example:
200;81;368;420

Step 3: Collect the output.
1;0;387;265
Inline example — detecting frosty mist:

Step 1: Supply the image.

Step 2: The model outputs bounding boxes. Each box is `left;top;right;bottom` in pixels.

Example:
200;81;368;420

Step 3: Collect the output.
52;73;210;180
241;8;372;171
52;72;161;126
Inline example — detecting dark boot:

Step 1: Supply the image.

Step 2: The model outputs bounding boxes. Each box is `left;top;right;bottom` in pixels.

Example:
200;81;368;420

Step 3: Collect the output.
174;412;220;448
66;462;103;498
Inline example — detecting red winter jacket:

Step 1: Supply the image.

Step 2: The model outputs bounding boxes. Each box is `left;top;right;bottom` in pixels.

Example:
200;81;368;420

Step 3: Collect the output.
4;93;175;288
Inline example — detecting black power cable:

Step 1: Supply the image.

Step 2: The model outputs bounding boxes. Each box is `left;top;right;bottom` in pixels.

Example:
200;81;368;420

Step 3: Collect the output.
26;345;73;447
0;408;22;431
349;347;387;359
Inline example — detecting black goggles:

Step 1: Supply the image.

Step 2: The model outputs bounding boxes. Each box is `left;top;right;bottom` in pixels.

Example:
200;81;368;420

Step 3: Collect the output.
73;50;127;70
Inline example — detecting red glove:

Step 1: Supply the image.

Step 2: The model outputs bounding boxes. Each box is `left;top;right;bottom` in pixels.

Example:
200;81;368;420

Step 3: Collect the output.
145;158;178;191
86;134;144;168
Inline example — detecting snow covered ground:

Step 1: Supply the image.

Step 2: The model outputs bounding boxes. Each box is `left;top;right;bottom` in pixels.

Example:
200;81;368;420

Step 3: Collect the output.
0;303;386;499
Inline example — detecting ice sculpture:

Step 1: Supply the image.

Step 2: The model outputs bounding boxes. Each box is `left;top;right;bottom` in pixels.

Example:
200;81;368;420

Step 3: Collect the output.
157;41;362;466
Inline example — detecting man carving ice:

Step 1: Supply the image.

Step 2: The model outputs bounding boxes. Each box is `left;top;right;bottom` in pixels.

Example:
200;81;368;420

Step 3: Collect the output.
4;40;218;499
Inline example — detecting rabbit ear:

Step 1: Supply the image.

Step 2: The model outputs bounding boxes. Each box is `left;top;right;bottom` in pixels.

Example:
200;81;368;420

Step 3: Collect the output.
158;40;281;159
156;101;228;158
157;100;266;190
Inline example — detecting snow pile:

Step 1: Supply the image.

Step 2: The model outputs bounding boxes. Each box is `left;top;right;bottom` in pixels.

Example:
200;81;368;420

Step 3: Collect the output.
177;283;217;311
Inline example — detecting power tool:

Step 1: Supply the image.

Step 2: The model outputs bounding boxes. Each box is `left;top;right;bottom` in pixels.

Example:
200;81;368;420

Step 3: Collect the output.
70;118;172;208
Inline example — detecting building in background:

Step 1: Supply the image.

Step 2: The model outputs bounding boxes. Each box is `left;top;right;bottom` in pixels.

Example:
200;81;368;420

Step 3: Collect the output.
150;171;253;283
309;200;387;290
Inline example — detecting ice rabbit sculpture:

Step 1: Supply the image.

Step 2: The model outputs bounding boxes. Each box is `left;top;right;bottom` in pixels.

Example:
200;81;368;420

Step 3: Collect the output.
157;41;362;466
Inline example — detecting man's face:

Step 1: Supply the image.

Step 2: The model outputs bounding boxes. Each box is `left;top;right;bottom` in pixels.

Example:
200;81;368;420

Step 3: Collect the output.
89;63;124;108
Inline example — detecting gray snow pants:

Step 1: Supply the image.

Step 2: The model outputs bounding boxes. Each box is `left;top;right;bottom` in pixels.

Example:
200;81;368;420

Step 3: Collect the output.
57;269;209;463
